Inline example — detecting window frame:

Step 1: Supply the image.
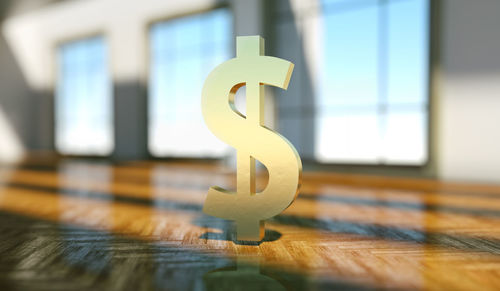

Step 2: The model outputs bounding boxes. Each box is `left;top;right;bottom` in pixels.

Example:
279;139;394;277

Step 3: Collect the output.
271;0;434;171
53;32;114;157
145;4;234;159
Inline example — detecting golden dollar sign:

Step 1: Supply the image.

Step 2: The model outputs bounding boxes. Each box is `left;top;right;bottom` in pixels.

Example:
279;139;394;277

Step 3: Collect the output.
201;36;302;241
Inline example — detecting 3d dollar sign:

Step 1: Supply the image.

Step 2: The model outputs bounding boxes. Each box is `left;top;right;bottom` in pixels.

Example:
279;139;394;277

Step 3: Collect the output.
201;35;302;241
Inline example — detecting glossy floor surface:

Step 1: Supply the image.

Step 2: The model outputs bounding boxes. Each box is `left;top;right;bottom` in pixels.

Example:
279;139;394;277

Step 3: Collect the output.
0;157;499;290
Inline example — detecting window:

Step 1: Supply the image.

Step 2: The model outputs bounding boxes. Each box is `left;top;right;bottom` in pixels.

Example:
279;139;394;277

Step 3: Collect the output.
149;8;232;157
274;0;429;165
55;36;113;155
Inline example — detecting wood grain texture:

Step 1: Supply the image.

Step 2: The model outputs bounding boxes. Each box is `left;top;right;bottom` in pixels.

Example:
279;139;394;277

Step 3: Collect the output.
0;157;499;290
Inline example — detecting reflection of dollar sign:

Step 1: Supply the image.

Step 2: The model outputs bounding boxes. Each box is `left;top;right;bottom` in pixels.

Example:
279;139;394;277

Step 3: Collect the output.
204;256;286;291
201;36;302;241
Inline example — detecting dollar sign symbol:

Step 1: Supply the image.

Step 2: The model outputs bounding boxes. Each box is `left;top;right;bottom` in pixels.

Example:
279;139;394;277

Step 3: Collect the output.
201;36;302;241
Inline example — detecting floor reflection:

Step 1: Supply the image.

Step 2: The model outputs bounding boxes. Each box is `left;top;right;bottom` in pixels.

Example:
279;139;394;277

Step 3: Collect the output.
0;210;381;290
0;158;499;290
57;161;115;277
194;215;282;244
204;256;286;291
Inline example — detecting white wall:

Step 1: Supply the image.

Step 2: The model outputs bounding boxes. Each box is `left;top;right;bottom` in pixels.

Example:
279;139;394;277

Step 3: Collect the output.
438;0;500;183
3;0;500;182
2;0;220;90
1;0;266;160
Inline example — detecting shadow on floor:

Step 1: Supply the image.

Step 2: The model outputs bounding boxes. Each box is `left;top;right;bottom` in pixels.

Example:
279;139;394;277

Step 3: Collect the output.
0;210;379;291
6;181;500;255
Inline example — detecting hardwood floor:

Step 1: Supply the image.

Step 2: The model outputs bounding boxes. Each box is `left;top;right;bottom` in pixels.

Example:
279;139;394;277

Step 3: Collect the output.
0;157;499;290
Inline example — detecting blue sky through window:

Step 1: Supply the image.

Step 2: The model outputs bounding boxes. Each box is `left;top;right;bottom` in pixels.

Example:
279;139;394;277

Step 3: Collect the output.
56;36;113;155
315;0;429;164
149;8;232;157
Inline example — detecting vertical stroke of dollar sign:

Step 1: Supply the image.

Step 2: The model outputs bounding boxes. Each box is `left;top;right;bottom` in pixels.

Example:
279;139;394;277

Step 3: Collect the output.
201;36;302;241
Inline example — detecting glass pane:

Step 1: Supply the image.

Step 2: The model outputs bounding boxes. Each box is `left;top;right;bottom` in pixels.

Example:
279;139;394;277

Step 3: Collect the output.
387;0;429;105
319;4;379;108
56;37;113;155
312;0;429;165
149;8;232;157
321;0;378;9
383;108;427;164
315;109;380;163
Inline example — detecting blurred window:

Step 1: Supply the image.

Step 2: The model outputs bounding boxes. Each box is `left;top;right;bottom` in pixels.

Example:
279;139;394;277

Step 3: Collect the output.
275;0;429;165
149;8;232;157
55;36;113;155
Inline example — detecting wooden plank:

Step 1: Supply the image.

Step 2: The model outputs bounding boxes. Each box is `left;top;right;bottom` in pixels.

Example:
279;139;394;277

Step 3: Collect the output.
0;159;499;290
